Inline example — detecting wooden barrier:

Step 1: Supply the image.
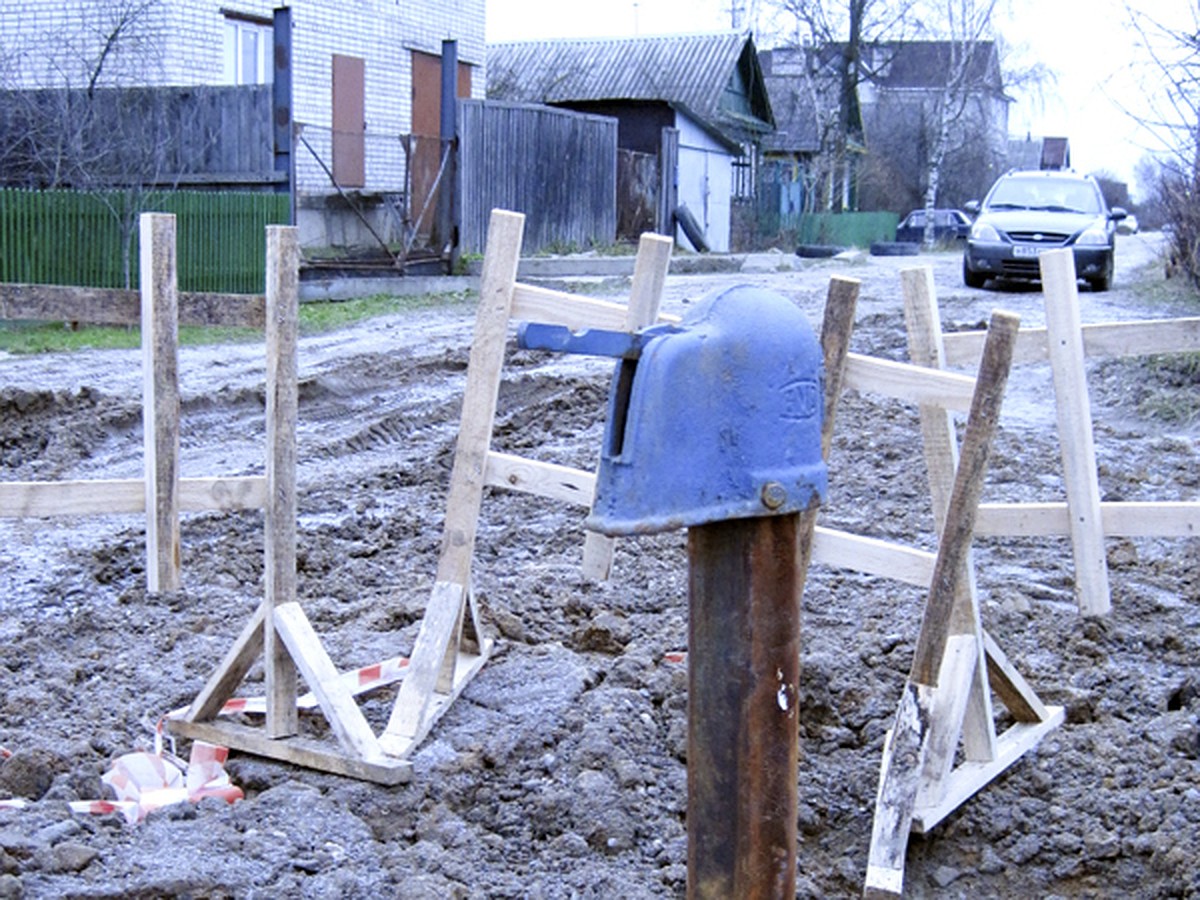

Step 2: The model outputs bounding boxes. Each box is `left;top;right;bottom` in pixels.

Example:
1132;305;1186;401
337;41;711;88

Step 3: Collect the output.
0;214;267;591
930;249;1200;615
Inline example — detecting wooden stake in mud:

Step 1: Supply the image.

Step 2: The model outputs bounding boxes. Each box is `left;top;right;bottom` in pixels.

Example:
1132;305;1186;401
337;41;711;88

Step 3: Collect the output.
864;309;1020;899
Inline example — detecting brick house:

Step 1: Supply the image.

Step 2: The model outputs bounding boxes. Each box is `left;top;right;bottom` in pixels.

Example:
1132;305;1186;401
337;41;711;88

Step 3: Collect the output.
0;0;487;249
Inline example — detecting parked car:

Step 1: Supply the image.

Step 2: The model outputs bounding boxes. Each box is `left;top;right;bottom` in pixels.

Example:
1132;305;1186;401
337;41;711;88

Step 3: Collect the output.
895;208;971;244
962;169;1127;291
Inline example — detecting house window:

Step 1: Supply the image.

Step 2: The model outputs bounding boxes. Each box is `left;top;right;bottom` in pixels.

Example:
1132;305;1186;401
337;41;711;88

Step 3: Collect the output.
732;143;757;201
223;13;273;85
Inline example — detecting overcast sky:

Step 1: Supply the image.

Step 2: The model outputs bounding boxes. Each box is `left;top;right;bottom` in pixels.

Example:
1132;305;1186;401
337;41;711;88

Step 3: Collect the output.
486;0;1189;199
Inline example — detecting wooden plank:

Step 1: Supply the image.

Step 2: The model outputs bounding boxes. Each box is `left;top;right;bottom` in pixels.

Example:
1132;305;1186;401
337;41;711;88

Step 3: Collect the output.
264;225;300;738
272;601;384;763
510;283;682;332
915;634;979;811
942;317;1200;368
982;629;1050;723
0;284;264;328
844;353;976;411
911;707;1065;833
435;210;524;589
901;267;960;535
140;212;182;594
485;452;595;506
381;581;464;749
164;716;412;786
817;276;863;458
582;231;673;581
1041;249;1111;616
377;644;491;760
910;311;1019;685
178;291;265;329
178;475;268;511
185;603;266;722
811;527;935;587
0;475;264;517
976;500;1200;537
864;683;933;899
901;266;996;763
431;210;524;683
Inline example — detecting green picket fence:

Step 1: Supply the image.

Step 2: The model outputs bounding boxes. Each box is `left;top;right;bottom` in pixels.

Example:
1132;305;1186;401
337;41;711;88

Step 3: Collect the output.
0;189;290;293
795;211;899;248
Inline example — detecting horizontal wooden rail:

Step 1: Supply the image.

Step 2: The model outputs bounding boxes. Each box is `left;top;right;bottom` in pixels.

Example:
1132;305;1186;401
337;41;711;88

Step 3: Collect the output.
510;283;681;331
976;500;1200;537
0;283;265;328
484;451;596;506
0;475;266;517
845;353;976;412
942;317;1200;368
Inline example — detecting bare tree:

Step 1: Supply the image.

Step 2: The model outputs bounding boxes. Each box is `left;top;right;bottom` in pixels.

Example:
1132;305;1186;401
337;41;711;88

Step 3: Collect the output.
0;0;179;286
757;0;925;211
913;0;1000;247
1121;3;1200;284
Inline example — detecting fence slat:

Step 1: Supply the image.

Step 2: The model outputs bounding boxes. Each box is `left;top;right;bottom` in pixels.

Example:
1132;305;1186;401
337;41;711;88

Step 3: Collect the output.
0;188;287;294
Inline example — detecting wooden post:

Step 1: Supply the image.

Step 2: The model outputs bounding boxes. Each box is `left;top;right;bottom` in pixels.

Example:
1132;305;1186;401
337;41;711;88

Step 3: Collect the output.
264;225;300;738
140;212;181;593
864;310;1020;899
581;231;673;580
1040;249;1111;616
901;266;996;765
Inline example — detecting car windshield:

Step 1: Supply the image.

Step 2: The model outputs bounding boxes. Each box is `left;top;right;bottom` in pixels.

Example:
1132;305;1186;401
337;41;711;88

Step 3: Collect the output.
986;177;1103;214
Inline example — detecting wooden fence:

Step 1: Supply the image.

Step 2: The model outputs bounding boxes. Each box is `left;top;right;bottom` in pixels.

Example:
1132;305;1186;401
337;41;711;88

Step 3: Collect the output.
0;189;289;293
457;100;618;254
0;85;278;189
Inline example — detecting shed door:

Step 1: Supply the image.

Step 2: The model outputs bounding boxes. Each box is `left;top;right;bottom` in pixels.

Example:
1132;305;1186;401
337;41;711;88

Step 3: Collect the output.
411;50;472;240
332;54;365;187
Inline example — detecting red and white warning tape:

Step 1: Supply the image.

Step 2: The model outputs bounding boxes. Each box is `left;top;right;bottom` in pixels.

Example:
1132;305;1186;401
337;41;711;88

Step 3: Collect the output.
68;739;242;825
208;654;410;717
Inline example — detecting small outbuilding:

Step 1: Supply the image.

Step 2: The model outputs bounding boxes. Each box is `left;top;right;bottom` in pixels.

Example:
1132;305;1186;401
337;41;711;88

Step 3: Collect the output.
487;32;774;252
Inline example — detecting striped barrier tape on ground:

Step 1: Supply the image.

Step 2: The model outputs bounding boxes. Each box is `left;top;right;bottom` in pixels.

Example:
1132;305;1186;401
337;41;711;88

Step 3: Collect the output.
214;654;410;716
67;740;242;825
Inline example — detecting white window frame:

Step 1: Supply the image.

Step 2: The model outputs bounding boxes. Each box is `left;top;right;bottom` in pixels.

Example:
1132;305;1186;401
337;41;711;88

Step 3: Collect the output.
223;15;273;85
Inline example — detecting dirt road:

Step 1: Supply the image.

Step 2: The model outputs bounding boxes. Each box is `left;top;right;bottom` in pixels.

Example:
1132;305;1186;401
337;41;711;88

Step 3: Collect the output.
0;233;1197;898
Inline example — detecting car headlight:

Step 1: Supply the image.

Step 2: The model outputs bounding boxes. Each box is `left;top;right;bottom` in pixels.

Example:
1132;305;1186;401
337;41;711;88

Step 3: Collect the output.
969;221;1000;241
1076;223;1109;246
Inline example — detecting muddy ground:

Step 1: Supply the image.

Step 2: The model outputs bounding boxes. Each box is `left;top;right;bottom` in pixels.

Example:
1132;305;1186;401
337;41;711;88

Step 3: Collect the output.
0;233;1197;899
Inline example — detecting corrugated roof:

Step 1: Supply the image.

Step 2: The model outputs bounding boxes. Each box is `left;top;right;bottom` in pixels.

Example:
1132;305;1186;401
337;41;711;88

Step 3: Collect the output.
487;32;772;141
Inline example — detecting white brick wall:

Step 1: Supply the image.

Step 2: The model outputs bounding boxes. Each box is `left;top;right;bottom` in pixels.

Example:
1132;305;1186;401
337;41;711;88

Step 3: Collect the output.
3;0;487;196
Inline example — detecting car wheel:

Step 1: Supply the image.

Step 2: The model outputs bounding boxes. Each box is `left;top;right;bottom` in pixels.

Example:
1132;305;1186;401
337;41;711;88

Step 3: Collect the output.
869;241;920;256
795;243;844;258
963;256;987;289
1088;256;1113;292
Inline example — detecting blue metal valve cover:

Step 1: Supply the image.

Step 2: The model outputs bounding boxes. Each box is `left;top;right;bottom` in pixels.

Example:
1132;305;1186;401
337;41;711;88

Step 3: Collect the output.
587;285;827;536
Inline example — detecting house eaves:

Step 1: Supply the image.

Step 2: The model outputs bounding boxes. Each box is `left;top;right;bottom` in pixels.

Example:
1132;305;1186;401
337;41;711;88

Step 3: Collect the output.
487;31;774;146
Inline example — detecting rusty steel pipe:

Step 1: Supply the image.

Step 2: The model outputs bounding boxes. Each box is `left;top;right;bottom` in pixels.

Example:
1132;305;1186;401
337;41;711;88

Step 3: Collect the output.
687;512;803;900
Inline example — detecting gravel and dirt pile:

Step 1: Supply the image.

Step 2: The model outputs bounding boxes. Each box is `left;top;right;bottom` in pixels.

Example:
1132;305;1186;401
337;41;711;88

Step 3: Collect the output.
0;233;1197;898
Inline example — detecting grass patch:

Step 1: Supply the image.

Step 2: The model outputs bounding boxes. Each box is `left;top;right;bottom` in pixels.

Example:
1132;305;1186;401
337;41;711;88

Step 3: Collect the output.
0;290;476;355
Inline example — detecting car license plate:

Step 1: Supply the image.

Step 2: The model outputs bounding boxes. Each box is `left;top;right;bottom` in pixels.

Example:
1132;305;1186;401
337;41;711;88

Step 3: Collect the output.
1012;245;1042;258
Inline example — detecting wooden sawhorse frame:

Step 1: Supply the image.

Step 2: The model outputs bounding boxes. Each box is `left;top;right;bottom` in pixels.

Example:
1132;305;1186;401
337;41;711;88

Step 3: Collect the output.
170;209;676;780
